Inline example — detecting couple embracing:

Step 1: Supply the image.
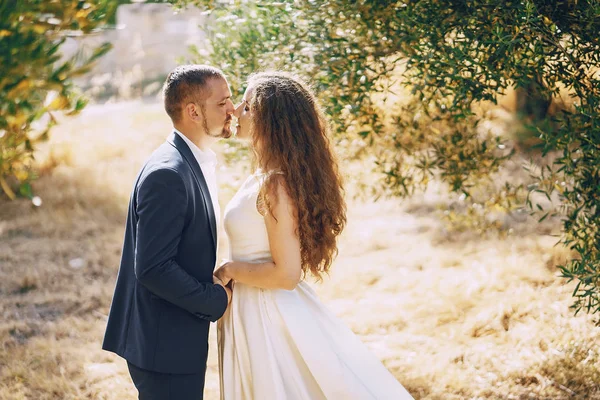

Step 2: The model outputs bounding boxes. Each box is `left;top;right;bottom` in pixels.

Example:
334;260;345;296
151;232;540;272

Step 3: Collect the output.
102;65;414;400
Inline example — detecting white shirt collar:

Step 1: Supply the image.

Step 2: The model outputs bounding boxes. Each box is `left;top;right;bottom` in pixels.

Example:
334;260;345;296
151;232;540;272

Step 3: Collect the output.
173;129;217;166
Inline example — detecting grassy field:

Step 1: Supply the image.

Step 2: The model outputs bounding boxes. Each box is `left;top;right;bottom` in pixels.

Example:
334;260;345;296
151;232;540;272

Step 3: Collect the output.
1;100;599;399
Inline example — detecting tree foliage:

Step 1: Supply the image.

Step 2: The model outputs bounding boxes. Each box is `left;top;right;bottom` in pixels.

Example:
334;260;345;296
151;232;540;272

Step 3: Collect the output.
0;0;113;199
177;0;600;320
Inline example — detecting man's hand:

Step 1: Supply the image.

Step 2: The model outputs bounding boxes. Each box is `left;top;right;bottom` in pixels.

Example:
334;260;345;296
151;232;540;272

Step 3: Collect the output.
213;275;232;305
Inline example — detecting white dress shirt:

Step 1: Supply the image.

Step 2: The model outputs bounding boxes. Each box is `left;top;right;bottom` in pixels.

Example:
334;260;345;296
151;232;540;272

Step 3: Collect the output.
173;129;220;246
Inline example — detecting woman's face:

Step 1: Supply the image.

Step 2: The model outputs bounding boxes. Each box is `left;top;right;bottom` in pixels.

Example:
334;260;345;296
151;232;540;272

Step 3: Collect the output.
233;86;254;140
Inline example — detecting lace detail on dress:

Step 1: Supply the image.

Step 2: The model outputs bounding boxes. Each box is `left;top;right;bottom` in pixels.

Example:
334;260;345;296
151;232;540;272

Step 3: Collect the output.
253;169;285;216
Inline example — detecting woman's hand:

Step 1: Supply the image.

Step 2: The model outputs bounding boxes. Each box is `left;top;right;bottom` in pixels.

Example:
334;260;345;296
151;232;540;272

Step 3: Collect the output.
214;261;233;286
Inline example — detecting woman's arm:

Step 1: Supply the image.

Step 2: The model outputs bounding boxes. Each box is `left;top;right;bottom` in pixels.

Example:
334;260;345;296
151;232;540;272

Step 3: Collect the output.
215;179;302;290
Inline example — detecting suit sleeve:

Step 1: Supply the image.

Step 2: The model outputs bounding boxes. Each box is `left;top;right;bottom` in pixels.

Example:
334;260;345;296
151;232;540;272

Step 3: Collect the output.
134;167;228;322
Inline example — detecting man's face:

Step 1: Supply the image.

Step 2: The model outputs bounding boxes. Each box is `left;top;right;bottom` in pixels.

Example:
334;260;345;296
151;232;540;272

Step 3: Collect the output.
199;77;235;138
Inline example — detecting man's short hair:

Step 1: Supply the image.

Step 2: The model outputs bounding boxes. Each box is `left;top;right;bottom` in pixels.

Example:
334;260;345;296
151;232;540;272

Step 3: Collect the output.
162;65;226;123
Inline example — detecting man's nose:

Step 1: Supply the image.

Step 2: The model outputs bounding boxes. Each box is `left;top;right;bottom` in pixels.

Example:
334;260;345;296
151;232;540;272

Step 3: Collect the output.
227;104;234;115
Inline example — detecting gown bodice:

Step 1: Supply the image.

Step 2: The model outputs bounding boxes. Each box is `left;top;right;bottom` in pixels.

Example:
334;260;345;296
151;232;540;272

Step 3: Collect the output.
223;171;273;264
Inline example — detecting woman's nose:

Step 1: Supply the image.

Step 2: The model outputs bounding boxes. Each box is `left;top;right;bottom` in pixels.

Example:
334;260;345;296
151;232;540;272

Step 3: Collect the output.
233;102;243;118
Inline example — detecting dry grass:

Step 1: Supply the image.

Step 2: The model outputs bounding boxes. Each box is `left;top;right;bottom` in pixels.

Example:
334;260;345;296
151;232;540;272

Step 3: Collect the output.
1;100;599;399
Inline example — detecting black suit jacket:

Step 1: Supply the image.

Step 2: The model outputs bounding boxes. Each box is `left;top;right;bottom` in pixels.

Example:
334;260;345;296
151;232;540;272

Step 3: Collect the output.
102;132;228;374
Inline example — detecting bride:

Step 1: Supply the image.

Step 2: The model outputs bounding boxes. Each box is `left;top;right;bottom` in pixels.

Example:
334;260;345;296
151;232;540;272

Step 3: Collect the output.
214;72;414;400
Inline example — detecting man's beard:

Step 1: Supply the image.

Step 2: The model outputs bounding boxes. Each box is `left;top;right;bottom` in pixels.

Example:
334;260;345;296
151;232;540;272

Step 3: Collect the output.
201;106;233;139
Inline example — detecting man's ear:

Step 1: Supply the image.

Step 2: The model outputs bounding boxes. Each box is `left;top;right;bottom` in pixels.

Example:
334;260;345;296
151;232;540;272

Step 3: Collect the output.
184;103;200;122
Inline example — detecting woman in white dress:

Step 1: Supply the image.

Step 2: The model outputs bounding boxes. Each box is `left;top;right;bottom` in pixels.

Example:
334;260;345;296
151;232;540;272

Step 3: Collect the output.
214;72;414;400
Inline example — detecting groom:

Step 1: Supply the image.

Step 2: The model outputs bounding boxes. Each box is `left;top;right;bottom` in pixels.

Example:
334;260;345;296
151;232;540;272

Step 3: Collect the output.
103;65;235;399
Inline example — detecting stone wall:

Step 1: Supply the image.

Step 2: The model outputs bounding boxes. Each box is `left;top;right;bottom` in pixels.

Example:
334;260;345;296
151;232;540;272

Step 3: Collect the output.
62;3;208;99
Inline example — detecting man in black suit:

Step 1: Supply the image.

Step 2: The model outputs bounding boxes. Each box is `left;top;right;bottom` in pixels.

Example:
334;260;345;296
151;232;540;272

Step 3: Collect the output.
103;65;235;399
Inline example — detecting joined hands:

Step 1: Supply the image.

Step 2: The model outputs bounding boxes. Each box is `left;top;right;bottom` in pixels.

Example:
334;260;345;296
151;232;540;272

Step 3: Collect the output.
213;271;233;305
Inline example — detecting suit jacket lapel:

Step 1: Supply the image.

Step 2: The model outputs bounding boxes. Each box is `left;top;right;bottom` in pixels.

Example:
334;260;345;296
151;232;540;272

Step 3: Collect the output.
167;132;217;250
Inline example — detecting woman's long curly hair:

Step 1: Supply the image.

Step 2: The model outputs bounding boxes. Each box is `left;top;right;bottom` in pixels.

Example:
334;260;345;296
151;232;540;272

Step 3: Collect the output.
248;71;346;280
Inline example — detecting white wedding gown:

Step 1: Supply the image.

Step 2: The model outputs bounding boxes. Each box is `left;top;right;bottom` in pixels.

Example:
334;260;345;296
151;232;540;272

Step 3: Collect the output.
218;171;414;400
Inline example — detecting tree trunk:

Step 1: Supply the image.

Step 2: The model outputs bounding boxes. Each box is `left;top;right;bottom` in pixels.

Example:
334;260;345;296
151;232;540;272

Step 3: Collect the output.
515;80;552;121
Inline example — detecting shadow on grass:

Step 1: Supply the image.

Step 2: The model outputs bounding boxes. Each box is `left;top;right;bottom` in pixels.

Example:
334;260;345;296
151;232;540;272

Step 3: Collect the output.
0;166;128;346
495;340;600;400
